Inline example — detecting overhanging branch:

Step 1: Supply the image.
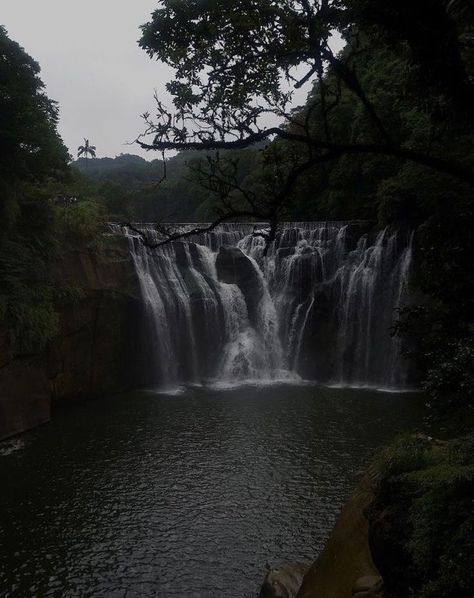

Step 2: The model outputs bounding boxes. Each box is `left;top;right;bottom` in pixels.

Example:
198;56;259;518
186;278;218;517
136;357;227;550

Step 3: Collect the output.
139;128;474;186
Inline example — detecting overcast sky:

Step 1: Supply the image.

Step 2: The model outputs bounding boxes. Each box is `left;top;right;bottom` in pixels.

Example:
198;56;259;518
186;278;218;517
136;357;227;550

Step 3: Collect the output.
2;1;329;161
2;0;172;159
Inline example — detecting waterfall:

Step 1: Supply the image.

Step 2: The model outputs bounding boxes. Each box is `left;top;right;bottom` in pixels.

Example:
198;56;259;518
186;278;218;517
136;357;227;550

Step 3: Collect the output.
112;222;414;390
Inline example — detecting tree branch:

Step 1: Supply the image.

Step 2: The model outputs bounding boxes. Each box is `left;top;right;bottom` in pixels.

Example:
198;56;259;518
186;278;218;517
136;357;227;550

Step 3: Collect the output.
138;129;474;186
120;211;269;249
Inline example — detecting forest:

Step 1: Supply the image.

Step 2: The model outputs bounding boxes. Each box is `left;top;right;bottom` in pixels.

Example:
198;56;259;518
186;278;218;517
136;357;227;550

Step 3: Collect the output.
1;1;473;596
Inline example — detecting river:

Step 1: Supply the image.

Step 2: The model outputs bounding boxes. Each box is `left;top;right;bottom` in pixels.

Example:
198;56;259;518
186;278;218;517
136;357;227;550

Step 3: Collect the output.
0;384;425;597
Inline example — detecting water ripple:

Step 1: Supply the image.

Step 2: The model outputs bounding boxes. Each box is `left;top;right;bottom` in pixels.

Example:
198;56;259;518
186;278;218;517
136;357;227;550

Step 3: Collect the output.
0;386;425;597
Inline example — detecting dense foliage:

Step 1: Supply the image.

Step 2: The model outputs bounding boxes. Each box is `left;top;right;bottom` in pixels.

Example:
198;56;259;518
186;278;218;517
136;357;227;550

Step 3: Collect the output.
0;27;70;349
139;1;473;184
72;149;260;222
0;27;69;182
370;434;474;597
0;28;101;350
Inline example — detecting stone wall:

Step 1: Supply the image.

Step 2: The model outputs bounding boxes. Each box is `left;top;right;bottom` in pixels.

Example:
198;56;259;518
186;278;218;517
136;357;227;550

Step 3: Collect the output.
0;238;140;441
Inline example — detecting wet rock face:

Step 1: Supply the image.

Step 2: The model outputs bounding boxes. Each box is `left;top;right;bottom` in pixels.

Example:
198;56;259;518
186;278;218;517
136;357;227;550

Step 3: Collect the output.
215;246;264;327
259;563;309;598
0;243;140;441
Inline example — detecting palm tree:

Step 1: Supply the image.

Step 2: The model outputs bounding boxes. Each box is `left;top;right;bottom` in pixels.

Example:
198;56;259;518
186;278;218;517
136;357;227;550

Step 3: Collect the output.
77;138;96;165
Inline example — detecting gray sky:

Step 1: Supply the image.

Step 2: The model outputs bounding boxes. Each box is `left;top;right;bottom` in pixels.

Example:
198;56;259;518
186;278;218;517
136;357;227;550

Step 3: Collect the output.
2;0;170;159
2;1;332;161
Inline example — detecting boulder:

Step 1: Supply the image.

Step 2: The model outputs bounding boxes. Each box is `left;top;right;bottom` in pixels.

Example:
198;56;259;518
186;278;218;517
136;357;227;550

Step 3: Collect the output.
215;246;264;327
260;562;310;598
296;471;384;598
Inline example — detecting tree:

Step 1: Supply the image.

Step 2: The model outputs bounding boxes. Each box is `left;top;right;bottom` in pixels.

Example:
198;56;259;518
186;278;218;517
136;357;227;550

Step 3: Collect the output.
0;26;69;183
0;27;69;349
136;0;473;230
77;138;97;164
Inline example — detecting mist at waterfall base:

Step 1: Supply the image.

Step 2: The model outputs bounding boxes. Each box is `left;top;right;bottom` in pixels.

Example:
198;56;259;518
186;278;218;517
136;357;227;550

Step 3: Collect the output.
118;222;415;393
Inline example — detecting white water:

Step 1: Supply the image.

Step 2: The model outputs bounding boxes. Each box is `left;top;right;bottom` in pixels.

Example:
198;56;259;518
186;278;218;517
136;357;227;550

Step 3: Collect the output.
112;222;414;390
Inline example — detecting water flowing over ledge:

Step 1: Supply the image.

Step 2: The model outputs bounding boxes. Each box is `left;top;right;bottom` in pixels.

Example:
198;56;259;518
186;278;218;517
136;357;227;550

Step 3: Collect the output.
110;222;414;392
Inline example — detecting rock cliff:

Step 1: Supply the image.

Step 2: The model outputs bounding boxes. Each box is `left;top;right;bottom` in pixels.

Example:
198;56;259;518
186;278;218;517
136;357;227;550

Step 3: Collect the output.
0;238;140;440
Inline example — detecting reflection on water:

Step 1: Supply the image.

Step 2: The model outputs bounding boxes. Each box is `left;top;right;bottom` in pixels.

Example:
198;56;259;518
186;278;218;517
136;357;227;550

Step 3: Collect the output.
0;385;426;597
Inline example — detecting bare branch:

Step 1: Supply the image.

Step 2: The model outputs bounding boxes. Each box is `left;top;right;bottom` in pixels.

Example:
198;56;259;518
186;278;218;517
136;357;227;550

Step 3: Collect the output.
138;128;474;186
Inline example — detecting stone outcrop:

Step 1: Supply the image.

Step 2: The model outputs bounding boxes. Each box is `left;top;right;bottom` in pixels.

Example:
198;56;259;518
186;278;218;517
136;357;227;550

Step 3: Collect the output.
260;563;310;598
0;238;140;440
215;246;264;327
296;468;385;598
260;469;386;598
260;434;474;598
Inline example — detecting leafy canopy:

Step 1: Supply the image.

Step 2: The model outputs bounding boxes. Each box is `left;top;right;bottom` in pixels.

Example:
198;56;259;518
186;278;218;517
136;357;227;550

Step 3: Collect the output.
0;25;69;182
0;27;70;350
139;0;473;171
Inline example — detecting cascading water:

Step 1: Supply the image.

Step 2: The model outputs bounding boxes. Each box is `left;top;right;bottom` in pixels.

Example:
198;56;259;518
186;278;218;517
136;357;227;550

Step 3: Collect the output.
112;222;414;390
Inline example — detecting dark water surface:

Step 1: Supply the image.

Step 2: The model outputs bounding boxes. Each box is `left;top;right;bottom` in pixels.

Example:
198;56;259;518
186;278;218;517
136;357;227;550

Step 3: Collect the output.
0;385;426;597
